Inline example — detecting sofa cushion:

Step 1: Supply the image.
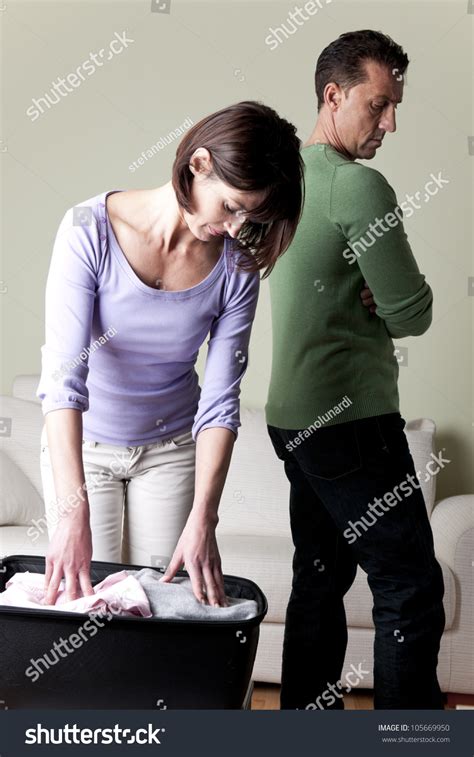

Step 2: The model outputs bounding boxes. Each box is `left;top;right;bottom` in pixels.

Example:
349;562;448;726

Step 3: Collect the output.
0;450;44;526
344;561;455;630
0;526;48;558
0;396;44;505
218;533;455;631
217;533;293;624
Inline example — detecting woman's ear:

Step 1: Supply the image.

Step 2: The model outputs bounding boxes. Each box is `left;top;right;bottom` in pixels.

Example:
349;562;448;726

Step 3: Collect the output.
189;147;213;178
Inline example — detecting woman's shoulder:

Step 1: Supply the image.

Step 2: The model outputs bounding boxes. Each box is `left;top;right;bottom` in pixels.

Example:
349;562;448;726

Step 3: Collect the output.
104;188;150;230
224;239;259;279
53;189;122;273
221;239;260;304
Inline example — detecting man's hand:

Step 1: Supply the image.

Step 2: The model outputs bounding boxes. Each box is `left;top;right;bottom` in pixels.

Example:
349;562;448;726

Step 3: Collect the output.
360;281;377;314
159;510;228;607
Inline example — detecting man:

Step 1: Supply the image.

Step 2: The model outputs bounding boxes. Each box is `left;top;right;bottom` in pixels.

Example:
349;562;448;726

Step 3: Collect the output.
265;30;445;710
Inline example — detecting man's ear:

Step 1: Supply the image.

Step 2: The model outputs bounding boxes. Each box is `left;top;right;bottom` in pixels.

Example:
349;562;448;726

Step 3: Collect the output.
325;82;342;112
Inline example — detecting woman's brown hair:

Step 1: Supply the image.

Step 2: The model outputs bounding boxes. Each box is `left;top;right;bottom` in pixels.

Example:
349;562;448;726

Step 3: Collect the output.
172;101;305;278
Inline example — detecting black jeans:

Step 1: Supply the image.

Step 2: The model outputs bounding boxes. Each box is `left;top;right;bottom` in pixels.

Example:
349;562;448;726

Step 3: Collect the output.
267;413;445;710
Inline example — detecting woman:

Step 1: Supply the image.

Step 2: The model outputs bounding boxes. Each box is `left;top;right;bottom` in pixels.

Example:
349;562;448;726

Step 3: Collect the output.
37;100;304;609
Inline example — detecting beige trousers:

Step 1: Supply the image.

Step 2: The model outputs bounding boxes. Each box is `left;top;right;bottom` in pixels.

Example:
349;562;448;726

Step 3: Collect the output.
40;426;196;568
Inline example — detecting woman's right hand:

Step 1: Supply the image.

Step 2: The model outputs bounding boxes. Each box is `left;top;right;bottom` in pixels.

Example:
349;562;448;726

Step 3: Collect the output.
42;409;95;605
44;511;95;605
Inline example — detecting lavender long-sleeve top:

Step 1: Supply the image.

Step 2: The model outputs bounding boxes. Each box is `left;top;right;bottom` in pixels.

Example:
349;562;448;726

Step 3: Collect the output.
36;190;260;446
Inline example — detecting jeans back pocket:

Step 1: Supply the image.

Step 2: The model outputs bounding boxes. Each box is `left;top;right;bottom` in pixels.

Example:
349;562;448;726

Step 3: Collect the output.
286;422;362;481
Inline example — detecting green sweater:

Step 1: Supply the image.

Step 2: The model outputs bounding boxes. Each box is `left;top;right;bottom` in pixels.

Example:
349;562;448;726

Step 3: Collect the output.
265;143;433;430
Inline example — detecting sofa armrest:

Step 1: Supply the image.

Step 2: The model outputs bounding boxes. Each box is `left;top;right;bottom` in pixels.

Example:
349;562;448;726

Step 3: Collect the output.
430;495;473;694
430;495;474;571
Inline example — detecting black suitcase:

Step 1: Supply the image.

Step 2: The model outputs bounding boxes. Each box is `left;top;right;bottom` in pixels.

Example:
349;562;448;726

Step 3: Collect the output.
0;555;267;709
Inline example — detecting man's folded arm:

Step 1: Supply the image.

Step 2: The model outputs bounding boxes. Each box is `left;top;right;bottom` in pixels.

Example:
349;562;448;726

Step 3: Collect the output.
331;165;433;338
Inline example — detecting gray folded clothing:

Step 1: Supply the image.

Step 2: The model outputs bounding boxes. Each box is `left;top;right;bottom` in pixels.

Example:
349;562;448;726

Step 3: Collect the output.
128;568;258;621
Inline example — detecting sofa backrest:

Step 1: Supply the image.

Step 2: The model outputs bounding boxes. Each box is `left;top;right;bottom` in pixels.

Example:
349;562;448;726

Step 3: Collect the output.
0;396;45;521
12;375;41;404
218;407;291;538
217;409;438;537
1;377;438;532
403;418;438;517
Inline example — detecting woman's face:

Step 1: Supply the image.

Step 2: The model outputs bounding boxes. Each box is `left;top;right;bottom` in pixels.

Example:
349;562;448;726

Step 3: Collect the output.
183;148;266;243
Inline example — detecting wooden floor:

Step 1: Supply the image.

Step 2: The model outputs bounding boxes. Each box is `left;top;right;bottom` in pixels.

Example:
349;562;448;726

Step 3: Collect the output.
251;683;374;710
250;685;470;710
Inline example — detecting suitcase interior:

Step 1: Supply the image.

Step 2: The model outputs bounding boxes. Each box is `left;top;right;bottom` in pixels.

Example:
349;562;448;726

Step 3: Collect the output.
0;555;268;709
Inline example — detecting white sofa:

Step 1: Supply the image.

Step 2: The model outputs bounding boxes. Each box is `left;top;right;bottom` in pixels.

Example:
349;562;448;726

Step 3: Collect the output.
1;375;473;698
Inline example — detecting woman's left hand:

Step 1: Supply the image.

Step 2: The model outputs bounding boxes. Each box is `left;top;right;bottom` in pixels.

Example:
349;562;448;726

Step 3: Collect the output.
159;511;228;607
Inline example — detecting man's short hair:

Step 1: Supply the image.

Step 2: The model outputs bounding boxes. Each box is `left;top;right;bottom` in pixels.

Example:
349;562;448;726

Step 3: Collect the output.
315;30;409;111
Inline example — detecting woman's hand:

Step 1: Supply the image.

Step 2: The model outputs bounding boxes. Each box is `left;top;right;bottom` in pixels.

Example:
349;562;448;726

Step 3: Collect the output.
44;512;95;605
160;427;234;607
360;280;377;314
159;510;228;607
42;409;95;605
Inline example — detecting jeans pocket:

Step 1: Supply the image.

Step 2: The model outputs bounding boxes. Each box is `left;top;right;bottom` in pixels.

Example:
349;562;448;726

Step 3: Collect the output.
290;422;362;481
374;413;407;457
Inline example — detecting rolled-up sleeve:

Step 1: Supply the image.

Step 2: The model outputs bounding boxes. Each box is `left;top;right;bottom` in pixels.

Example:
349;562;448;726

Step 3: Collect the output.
192;266;260;441
36;207;101;415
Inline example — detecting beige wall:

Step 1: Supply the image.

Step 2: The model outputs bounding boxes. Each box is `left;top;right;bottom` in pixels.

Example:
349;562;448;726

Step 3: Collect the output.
1;0;472;499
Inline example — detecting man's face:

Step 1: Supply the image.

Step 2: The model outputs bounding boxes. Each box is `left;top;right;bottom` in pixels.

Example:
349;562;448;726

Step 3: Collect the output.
334;60;404;159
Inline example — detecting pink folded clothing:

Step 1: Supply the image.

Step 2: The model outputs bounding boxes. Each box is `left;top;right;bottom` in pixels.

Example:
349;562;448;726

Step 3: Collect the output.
0;570;152;618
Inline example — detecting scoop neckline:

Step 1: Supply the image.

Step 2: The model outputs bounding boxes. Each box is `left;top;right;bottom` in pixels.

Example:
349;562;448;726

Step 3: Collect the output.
103;189;227;299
